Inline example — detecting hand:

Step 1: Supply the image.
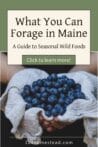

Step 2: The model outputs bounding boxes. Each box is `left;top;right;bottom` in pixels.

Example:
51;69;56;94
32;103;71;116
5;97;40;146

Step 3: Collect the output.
69;53;98;76
39;112;68;132
0;53;24;83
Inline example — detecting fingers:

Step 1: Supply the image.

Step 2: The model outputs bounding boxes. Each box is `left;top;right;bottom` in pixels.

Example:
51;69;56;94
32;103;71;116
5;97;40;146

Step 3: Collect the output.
46;126;56;132
38;112;66;132
39;113;45;122
40;120;55;132
51;118;66;129
38;113;50;127
38;114;55;132
41;120;50;128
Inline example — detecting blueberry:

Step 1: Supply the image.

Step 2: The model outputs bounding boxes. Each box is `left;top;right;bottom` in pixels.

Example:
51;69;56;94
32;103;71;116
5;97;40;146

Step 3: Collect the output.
58;76;63;80
32;98;39;106
59;107;64;115
41;97;46;102
59;78;66;84
40;87;46;93
43;81;48;87
62;85;69;94
63;105;67;112
31;87;35;95
51;82;55;87
75;88;81;93
58;97;65;105
25;96;32;103
49;88;58;95
46;88;50;93
25;103;32;110
39;103;46;109
44;81;51;87
63;83;68;88
75;84;81;91
74;90;82;98
68;91;74;99
23;85;31;96
60;111;65;115
37;79;43;86
54;104;62;110
51;108;58;117
32;81;38;87
58;88;63;93
34;86;40;92
69;95;75;101
60;93;65;99
48;95;57;104
37;104;41;108
63;78;69;84
75;92;85;99
61;75;68;79
55;82;60;88
42;78;47;83
67;79;75;87
46;81;52;87
53;104;64;116
64;103;67;107
47;105;53;111
47;75;52;81
65;97;72;105
45;111;51;117
57;79;64;86
23;89;30;96
74;91;81;98
21;92;26;99
50;73;57;81
24;85;31;90
41;92;48;98
80;92;86;99
36;93;41;99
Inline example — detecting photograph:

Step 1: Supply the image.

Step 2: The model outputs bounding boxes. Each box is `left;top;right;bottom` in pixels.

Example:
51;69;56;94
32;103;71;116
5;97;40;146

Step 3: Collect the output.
0;53;97;147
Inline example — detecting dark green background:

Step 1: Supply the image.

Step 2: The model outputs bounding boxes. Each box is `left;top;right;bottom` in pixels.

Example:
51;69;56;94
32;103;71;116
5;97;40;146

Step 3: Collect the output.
0;0;98;51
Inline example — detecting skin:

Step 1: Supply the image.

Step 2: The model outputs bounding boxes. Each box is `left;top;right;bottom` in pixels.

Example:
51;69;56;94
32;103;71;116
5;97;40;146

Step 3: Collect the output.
0;53;24;83
38;113;71;132
0;52;97;132
70;53;98;75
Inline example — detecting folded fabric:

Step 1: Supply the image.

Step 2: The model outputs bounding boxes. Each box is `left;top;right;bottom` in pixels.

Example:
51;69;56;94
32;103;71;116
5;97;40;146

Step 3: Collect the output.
0;69;98;147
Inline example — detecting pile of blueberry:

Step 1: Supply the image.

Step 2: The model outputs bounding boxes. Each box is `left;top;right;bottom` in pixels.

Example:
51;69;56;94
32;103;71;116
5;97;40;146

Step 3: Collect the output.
21;74;86;117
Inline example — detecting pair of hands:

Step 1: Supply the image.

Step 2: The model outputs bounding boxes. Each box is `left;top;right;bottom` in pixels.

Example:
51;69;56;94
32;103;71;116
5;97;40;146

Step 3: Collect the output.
38;112;69;132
